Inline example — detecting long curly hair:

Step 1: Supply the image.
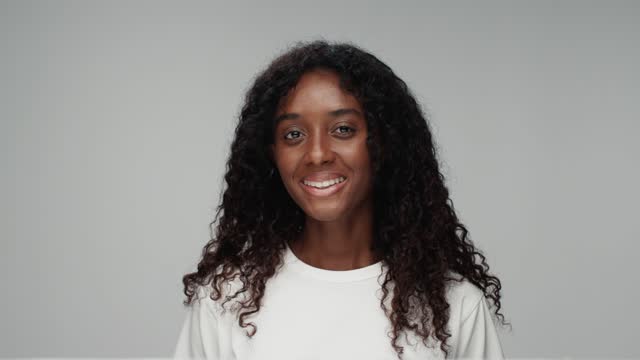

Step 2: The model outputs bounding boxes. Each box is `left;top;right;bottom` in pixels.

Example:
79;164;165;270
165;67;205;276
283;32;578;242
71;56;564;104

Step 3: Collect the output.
182;39;507;358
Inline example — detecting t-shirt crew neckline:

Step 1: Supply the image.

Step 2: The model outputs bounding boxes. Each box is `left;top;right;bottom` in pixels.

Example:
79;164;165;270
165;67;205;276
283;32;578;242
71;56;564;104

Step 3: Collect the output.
284;241;385;282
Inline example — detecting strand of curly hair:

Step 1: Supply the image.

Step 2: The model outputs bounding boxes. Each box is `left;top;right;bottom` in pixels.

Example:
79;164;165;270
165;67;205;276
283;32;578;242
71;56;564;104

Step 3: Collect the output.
182;39;508;359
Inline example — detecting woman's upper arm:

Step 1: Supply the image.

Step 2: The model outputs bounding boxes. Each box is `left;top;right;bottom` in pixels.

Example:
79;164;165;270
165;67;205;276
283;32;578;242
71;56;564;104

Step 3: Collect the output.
173;288;222;360
451;295;505;360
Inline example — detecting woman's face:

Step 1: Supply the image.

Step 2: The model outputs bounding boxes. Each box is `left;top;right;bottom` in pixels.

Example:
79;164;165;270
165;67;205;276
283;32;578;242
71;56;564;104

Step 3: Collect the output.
270;68;373;222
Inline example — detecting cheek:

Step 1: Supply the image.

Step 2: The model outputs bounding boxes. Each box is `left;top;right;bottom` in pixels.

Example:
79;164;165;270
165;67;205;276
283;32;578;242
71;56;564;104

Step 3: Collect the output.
339;132;367;154
344;140;371;169
274;152;297;178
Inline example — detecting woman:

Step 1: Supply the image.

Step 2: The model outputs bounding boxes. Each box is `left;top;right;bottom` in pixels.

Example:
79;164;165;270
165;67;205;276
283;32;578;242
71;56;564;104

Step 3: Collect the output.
174;40;507;360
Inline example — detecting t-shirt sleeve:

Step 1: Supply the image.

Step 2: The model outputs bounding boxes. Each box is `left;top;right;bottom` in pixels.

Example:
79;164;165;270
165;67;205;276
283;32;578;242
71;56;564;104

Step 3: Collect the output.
452;295;505;360
173;287;223;360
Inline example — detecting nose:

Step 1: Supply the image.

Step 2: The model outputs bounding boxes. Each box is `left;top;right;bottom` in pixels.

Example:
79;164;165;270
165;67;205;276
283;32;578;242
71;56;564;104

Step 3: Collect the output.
304;130;336;166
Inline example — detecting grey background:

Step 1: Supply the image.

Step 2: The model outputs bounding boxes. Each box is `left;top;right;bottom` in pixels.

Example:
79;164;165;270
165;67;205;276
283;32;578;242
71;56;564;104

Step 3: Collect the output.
2;0;638;357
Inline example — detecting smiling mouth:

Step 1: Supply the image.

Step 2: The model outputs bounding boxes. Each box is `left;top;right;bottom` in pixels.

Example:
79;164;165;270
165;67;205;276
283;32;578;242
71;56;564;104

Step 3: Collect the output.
302;176;347;189
299;177;348;197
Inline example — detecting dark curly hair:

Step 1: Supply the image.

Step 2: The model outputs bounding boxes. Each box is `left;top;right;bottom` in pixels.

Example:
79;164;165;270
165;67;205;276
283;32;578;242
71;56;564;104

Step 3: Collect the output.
182;39;507;358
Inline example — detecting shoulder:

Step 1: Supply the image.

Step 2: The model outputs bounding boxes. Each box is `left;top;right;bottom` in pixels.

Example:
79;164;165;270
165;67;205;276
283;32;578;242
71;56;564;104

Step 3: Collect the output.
190;275;247;314
189;284;222;313
192;283;216;302
444;272;486;322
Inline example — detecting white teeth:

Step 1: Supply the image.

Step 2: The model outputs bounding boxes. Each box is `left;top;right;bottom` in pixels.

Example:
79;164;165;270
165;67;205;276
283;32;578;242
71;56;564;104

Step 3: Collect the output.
303;176;346;189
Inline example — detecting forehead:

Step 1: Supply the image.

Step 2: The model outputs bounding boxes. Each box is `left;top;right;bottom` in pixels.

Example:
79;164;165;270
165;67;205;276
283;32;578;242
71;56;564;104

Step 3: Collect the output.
275;69;363;117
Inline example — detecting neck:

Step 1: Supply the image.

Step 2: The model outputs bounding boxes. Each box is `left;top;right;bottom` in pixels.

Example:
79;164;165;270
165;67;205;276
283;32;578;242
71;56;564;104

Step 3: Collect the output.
290;205;379;271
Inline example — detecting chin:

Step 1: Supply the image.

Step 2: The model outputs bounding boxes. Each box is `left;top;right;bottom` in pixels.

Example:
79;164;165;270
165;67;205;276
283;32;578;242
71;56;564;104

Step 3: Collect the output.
309;215;342;223
303;207;345;223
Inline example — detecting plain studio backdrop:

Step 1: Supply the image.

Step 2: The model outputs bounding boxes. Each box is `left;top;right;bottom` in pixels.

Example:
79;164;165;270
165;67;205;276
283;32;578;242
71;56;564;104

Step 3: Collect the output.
1;0;638;357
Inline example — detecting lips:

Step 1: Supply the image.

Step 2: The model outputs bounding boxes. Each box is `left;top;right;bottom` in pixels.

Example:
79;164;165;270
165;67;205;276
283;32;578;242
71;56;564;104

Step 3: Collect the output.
299;176;348;197
301;172;347;182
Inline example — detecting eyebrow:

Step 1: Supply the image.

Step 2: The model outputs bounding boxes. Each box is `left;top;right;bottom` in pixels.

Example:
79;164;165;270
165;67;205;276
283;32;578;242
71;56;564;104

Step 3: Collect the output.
274;108;362;125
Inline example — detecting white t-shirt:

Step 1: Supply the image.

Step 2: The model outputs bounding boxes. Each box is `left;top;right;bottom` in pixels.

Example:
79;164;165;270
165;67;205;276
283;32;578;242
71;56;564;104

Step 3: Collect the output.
173;243;505;360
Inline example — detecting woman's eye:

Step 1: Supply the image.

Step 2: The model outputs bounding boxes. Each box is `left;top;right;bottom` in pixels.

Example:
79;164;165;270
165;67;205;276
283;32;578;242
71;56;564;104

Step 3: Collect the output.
284;130;302;140
335;126;355;136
